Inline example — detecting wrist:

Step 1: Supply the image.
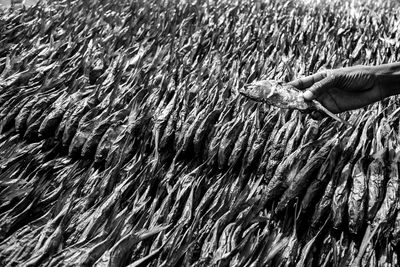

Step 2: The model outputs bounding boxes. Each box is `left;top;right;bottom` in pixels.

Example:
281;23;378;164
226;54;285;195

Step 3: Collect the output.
375;72;400;98
372;62;400;74
372;64;400;98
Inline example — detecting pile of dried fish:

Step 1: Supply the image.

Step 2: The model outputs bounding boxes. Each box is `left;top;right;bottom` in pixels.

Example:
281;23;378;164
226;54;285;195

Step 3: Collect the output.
1;0;400;265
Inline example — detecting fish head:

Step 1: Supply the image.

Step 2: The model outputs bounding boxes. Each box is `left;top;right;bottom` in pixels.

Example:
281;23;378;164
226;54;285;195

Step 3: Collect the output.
239;80;276;102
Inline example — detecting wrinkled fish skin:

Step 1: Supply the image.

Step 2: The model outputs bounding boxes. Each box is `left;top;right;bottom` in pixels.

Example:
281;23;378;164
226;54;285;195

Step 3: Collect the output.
300;143;339;214
373;143;400;235
367;152;387;221
332;162;353;230
240;80;309;109
239;80;348;125
348;159;367;235
276;137;338;212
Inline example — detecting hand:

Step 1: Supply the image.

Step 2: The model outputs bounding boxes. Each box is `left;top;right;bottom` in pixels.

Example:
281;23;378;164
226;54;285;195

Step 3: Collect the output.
289;65;383;113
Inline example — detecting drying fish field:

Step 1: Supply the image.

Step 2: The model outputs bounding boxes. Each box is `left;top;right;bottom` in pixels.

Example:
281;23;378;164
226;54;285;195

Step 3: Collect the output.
1;0;400;266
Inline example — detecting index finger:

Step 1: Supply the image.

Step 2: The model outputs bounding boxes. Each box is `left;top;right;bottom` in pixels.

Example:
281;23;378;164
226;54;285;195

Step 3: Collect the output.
288;72;327;90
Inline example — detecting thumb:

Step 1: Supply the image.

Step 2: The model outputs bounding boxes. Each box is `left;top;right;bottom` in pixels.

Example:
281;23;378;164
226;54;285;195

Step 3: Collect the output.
303;74;336;101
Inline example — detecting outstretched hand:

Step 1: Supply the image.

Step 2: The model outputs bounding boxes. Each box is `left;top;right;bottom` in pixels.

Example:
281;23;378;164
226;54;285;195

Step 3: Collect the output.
289;65;383;113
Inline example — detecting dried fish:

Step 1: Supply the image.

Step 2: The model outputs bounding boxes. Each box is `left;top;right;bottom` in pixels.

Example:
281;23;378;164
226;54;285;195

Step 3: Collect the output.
239;80;349;125
367;151;387;221
332;162;353;229
276;137;337;212
348;158;367;235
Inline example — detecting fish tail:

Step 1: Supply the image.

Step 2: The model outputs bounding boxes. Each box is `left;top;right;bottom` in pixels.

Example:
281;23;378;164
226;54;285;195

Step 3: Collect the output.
312;100;354;128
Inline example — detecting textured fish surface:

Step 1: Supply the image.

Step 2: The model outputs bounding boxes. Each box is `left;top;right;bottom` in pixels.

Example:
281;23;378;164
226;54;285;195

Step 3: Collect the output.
240;80;350;126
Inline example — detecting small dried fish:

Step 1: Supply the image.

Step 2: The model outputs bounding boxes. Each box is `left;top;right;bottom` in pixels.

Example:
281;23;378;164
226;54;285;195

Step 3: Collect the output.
348;158;367;235
367;151;386;221
332;162;353;229
239;80;350;126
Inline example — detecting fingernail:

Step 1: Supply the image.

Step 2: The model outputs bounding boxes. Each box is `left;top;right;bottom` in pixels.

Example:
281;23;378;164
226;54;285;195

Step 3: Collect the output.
303;90;314;100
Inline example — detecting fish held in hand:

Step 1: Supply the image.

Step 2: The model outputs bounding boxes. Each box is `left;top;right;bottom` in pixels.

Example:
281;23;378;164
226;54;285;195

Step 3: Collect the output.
239;80;350;126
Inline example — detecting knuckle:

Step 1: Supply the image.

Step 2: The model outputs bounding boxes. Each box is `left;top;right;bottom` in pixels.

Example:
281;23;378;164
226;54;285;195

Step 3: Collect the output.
326;69;334;77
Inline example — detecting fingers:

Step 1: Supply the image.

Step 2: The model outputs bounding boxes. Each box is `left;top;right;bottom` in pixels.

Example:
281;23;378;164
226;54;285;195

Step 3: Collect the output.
314;87;381;113
302;75;336;101
288;72;327;90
